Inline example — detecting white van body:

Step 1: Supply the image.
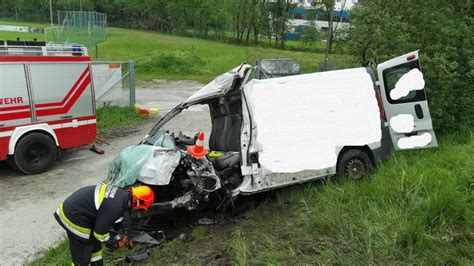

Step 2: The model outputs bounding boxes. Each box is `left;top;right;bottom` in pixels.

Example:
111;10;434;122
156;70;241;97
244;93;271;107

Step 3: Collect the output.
237;67;383;193
107;51;438;222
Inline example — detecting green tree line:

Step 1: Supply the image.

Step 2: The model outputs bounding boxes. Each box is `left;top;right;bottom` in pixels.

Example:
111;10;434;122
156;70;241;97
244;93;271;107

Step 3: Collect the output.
0;0;300;48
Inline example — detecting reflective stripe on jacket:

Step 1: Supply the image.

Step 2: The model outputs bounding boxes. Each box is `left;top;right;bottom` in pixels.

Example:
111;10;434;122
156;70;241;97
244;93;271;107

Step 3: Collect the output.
56;203;91;240
55;183;129;241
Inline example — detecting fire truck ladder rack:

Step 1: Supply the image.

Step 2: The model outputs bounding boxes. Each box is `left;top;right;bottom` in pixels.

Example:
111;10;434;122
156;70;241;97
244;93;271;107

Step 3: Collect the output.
0;41;88;56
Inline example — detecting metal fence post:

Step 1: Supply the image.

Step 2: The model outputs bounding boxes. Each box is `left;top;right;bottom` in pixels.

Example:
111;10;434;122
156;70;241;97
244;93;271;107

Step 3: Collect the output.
128;61;136;107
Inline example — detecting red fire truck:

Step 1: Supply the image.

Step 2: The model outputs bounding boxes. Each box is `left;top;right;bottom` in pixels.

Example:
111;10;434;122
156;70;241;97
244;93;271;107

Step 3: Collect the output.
0;42;96;174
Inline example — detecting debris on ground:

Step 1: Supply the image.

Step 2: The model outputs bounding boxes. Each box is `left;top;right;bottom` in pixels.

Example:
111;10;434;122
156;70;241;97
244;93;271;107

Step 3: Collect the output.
197;217;217;225
177;233;195;242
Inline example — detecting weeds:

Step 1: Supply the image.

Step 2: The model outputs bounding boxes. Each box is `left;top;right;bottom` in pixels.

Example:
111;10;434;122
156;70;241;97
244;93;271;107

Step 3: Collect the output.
139;51;209;75
96;106;151;134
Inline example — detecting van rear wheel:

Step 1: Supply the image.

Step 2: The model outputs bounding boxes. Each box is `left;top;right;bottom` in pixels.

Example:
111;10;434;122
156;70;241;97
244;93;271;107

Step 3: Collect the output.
337;149;373;180
13;132;57;175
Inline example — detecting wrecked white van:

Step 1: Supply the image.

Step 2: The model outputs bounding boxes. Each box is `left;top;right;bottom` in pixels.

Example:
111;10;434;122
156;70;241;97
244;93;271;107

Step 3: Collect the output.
106;51;437;225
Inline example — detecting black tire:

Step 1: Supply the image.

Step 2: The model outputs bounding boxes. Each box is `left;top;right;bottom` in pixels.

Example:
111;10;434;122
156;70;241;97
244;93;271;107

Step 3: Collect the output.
13;132;57;175
336;149;373;180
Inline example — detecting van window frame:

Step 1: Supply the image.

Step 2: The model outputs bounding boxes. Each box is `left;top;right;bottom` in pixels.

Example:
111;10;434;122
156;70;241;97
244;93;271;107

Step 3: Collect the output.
382;60;426;104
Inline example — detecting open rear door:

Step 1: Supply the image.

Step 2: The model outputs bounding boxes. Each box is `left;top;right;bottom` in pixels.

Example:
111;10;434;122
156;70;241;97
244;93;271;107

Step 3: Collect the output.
377;51;438;150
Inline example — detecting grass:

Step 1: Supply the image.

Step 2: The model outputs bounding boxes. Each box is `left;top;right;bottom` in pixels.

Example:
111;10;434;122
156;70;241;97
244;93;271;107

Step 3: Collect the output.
222;129;474;265
96;106;151;134
0;21;352;83
32;129;474;265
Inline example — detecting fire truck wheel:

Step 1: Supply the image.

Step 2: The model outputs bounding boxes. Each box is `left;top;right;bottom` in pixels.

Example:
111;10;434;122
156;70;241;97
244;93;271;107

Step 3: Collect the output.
13;132;58;175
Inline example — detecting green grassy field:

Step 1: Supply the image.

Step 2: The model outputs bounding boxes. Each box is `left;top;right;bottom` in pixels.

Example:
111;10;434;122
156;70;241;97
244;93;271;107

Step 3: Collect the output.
32;129;473;265
0;21;351;83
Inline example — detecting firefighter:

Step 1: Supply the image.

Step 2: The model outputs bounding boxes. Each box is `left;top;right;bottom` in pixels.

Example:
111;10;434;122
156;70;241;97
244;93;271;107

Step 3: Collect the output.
54;184;154;265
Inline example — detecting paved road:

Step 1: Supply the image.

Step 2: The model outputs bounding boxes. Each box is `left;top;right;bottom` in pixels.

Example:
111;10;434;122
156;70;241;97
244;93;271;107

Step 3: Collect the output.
0;80;203;265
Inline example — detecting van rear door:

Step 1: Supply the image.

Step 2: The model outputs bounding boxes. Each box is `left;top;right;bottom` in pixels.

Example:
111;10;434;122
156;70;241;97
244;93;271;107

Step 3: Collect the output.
377;51;437;150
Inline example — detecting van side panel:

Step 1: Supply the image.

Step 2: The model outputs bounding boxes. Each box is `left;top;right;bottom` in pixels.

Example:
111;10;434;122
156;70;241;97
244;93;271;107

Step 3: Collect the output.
363;67;392;164
370;126;392;164
244;67;381;173
242;67;382;190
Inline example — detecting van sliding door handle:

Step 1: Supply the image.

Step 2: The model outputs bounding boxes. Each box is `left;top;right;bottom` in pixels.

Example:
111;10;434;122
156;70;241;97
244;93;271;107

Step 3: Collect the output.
414;104;424;119
0;124;5;127
60;115;73;119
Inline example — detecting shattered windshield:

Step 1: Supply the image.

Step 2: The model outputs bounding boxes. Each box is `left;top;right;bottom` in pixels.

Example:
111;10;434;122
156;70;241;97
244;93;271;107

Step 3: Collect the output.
106;132;180;187
107;106;213;188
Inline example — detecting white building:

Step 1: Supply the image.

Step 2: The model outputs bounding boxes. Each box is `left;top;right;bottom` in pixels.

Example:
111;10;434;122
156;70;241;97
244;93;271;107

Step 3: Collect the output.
290;0;358;11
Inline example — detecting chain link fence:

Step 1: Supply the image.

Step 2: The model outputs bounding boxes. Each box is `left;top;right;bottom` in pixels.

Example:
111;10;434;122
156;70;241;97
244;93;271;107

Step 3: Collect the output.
45;10;107;48
255;58;302;79
317;61;341;72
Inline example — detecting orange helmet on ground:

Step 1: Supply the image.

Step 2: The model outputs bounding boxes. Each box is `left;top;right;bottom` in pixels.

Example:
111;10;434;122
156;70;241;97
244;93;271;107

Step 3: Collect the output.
130;185;154;211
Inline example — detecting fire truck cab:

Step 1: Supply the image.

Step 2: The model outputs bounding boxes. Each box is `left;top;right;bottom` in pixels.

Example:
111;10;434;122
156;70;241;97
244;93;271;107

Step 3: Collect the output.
0;42;96;174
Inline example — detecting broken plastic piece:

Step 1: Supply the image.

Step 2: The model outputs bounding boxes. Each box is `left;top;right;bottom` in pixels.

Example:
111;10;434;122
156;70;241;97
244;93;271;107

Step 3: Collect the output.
198;217;216;225
125;249;150;262
131;231;165;245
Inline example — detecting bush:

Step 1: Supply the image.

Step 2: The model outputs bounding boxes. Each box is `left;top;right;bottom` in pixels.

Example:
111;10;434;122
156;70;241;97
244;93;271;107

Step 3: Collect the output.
138;51;207;75
345;0;474;133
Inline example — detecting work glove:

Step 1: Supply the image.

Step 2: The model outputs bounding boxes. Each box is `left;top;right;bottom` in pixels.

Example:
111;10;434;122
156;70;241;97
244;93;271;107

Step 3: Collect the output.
117;234;134;249
105;231;134;249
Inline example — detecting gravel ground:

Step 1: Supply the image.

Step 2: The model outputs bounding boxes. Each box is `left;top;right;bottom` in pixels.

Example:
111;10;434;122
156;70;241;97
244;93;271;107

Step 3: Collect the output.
0;80;212;265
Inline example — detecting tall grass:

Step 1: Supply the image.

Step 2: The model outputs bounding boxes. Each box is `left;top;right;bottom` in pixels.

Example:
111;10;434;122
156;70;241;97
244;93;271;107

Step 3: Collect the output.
30;131;473;264
227;129;473;264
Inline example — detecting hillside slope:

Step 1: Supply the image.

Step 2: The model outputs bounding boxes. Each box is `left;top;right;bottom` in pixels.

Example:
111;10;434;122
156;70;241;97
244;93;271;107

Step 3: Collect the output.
0;21;350;83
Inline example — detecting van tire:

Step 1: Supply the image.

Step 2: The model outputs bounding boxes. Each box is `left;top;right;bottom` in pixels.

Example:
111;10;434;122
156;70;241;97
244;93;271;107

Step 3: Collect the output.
13;132;57;175
337;149;373;180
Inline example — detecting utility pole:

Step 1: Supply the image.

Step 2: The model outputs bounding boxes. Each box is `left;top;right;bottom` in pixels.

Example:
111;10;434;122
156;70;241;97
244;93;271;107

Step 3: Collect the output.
49;0;53;26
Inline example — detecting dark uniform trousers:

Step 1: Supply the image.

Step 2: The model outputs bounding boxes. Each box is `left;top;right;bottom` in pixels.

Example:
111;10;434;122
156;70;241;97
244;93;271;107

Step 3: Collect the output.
66;230;103;266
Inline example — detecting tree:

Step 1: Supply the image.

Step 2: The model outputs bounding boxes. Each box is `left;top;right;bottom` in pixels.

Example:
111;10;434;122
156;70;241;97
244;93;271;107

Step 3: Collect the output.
269;0;295;49
313;0;348;61
346;0;474;132
301;10;321;47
